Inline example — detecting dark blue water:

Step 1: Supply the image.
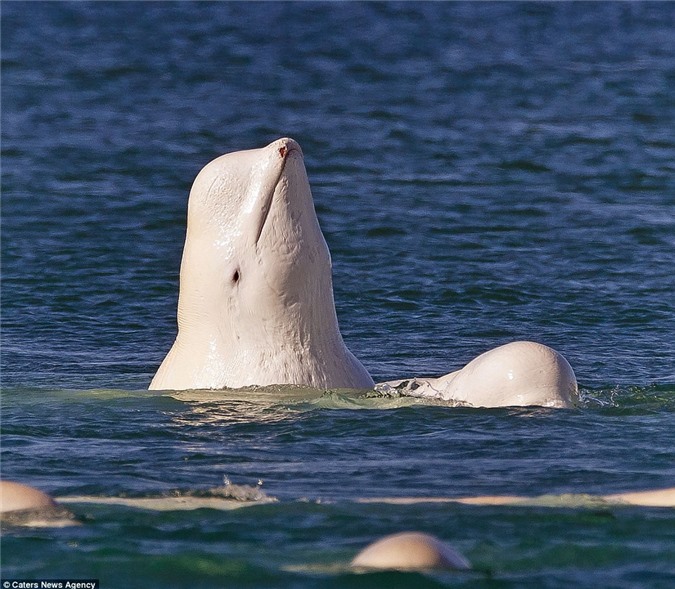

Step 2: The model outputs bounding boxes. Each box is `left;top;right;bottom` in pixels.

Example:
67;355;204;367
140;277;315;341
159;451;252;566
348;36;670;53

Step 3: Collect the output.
2;2;674;587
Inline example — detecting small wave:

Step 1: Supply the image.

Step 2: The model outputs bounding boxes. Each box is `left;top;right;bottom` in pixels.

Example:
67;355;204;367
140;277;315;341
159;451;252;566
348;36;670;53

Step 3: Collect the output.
57;477;276;513
179;477;273;503
579;383;675;412
0;505;79;528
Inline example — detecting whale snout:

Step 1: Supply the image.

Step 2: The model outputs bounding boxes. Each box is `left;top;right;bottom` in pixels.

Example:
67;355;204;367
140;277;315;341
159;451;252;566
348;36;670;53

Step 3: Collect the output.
269;137;303;160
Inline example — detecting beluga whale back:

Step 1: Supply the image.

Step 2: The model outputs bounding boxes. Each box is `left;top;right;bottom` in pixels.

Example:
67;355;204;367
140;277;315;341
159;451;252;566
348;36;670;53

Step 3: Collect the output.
151;137;578;408
150;138;374;390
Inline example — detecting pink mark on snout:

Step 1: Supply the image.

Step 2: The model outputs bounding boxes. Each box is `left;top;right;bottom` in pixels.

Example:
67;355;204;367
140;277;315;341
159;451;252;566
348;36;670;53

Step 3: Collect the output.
278;146;288;158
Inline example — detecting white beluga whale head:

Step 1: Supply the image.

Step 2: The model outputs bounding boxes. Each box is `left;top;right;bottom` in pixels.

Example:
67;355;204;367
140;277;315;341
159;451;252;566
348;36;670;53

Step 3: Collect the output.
379;341;578;408
150;138;374;391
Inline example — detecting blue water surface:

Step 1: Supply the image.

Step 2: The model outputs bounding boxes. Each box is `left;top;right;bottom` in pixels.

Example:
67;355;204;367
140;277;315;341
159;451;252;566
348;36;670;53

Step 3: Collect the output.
2;2;674;588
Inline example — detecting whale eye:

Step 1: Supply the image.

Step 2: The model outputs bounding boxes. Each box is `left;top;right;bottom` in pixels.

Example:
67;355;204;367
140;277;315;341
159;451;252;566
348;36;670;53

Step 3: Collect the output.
232;269;240;284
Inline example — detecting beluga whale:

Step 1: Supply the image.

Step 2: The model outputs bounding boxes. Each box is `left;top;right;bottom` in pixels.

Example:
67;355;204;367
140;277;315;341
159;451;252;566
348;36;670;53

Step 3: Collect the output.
150;138;374;391
150;138;578;408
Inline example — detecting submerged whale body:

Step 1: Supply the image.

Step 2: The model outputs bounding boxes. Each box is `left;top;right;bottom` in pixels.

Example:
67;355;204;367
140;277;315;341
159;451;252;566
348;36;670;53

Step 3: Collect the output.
0;480;57;513
150;138;578;408
352;531;471;571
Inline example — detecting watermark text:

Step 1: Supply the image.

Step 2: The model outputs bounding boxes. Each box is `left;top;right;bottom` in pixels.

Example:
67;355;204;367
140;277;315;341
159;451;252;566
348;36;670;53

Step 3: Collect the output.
2;580;99;589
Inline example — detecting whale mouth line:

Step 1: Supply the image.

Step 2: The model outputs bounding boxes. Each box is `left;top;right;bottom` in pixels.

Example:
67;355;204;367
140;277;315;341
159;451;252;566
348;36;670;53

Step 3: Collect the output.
254;148;295;248
253;188;274;247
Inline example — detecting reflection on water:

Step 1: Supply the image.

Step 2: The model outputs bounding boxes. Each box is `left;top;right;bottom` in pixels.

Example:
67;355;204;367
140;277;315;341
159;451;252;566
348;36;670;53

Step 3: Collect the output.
166;385;431;427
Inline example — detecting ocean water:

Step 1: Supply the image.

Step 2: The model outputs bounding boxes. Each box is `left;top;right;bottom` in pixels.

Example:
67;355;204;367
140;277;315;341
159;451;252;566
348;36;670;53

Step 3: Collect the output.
1;2;674;587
